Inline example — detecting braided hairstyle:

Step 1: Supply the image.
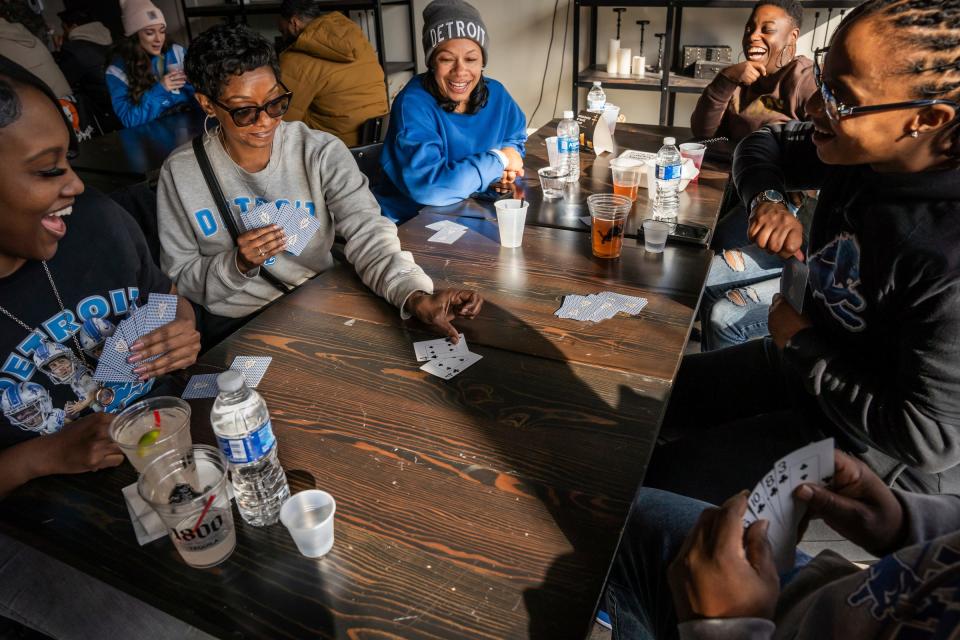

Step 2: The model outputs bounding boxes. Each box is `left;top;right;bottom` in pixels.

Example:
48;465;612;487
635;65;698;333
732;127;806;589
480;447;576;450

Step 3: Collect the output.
845;0;960;156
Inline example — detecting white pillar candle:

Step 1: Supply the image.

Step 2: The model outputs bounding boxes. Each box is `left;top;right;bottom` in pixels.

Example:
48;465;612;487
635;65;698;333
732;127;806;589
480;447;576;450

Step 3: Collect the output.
617;48;632;77
606;39;620;74
632;56;646;78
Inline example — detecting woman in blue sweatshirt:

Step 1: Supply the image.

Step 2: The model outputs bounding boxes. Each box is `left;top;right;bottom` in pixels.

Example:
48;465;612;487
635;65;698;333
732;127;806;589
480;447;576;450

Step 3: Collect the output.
378;0;527;223
104;0;193;128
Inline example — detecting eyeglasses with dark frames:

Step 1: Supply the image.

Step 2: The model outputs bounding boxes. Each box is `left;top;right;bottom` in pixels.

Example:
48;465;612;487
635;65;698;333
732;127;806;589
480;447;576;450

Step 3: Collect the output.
813;47;958;123
212;85;293;127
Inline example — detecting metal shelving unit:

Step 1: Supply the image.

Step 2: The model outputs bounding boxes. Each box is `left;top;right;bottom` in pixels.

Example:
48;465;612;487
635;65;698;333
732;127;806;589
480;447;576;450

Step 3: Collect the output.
572;0;864;126
180;0;418;97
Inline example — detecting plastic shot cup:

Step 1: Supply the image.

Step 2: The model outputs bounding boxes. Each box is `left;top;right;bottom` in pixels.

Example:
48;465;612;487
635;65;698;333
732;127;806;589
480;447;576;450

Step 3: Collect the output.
538;166;569;200
642;219;671;253
138;445;236;569
110;397;192;473
588;194;632;259
679;143;706;183
610;158;642;202
494;199;529;248
281;490;337;558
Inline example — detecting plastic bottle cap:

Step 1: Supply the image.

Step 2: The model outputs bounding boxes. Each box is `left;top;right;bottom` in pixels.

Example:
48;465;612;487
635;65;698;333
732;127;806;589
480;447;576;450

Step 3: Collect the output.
563;110;574;119
663;137;676;145
217;370;245;393
592;81;601;87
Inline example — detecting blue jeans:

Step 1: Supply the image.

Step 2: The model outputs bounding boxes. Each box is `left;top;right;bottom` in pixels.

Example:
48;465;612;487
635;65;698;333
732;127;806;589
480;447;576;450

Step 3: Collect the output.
700;246;782;351
604;488;811;640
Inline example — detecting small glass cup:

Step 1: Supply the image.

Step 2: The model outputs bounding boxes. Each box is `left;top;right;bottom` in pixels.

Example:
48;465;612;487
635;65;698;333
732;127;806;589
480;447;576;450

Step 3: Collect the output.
280;490;337;558
494;199;529;248
679;143;706;183
110;397;193;473
138;445;237;569
538;166;569;200
588;194;632;259
642;219;671;253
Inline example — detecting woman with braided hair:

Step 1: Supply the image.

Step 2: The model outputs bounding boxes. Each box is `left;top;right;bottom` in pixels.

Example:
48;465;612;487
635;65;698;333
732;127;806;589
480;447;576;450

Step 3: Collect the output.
603;7;960;636
636;0;960;509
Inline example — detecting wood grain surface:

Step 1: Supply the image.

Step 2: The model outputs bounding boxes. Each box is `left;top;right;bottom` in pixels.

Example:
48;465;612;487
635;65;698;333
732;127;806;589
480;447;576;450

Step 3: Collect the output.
423;121;731;237
0;289;670;640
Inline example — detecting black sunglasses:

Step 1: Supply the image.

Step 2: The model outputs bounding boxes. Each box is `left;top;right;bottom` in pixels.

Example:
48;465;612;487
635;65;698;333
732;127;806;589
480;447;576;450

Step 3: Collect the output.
212;86;293;127
813;47;959;123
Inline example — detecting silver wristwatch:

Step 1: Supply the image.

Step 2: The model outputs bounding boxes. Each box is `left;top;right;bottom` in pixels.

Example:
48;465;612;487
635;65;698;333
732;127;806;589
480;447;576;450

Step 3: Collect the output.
749;189;785;215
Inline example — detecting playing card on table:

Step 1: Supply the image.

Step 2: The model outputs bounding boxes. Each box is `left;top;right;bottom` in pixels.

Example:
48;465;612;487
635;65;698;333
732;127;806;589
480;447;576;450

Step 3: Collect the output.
604;292;649;315
413;334;469;362
280;206;321;256
241;201;283;232
420;351;483;380
230;356;272;388
181;373;221;399
426;220;466;233
428;226;467;244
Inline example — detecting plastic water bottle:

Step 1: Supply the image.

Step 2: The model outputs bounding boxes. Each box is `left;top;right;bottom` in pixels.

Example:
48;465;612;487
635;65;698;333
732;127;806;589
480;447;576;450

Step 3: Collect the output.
587;81;606;112
653;136;682;223
210;371;289;527
557;110;580;183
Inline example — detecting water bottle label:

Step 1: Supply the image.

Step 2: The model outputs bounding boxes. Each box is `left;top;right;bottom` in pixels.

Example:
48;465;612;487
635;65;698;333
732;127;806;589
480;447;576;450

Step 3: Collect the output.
656;164;681;181
216;420;276;464
557;136;580;154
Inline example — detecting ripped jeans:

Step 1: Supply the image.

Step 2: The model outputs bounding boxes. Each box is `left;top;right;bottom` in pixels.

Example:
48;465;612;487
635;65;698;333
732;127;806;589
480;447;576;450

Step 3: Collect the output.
699;244;782;351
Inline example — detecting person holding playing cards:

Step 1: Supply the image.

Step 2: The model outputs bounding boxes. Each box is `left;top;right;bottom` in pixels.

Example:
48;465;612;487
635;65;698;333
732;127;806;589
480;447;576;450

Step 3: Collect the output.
157;24;482;349
605;449;960;639
375;0;528;223
643;0;960;500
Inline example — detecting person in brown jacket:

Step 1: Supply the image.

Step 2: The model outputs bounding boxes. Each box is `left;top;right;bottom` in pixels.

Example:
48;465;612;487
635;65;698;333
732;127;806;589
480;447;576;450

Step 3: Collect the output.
278;1;388;148
690;0;816;143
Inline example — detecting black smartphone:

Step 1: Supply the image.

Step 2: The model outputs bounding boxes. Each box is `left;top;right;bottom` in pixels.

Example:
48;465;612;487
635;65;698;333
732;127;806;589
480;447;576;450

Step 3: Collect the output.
470;185;514;203
638;221;711;246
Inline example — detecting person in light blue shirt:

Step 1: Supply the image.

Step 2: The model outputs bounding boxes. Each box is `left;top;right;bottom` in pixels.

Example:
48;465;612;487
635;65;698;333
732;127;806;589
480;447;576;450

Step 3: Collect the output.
378;0;527;223
104;0;194;128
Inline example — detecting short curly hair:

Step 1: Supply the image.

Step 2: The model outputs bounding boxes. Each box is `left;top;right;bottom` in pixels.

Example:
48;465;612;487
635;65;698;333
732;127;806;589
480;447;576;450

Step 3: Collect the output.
753;0;804;29
184;23;281;100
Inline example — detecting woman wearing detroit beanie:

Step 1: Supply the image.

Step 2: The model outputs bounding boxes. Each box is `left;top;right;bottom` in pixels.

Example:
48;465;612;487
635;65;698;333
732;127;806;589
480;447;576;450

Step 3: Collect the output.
377;0;527;223
105;0;194;128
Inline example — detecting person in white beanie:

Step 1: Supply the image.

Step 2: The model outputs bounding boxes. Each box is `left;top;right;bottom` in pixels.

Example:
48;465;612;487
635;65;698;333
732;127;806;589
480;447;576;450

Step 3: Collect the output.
105;0;194;128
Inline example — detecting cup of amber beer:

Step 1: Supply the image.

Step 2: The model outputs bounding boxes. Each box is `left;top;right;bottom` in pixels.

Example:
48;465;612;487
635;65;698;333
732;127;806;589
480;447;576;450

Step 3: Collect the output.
588;194;632;259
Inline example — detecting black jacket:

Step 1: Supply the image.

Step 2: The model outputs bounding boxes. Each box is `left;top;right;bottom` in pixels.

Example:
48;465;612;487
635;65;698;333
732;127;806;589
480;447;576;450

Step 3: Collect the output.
57;33;119;133
734;120;960;479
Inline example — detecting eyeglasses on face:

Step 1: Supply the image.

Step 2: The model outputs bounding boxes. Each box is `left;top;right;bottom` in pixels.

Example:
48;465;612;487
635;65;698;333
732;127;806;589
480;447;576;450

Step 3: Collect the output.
813;47;958;123
212;86;293;127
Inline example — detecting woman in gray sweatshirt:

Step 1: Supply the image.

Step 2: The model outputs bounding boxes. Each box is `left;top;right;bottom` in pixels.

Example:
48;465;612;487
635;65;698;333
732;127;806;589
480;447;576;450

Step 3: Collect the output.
157;23;481;346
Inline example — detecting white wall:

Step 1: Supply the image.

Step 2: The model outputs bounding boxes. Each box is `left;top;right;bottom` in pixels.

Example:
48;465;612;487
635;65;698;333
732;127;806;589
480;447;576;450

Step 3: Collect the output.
38;0;846;130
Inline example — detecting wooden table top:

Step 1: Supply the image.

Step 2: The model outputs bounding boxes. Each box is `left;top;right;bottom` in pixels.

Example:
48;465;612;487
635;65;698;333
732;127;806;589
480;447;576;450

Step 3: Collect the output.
422;121;731;239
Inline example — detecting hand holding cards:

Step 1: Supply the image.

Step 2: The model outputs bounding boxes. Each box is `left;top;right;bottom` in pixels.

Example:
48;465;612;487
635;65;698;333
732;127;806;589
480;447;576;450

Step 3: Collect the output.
241;201;320;257
743;438;835;572
94;294;179;383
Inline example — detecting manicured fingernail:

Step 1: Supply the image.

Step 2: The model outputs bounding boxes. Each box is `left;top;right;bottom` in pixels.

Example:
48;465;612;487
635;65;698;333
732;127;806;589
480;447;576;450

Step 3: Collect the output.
131;340;143;350
132;366;146;374
127;355;141;364
795;485;814;500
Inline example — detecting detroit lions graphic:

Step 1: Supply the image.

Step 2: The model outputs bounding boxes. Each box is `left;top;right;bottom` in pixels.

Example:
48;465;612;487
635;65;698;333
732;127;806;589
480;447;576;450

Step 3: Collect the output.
809;232;867;331
32;340;102;417
1;381;65;434
77;317;116;360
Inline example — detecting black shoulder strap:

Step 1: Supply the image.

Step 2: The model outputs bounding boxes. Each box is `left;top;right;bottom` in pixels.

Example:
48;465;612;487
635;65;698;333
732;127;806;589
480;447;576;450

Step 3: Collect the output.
192;136;292;295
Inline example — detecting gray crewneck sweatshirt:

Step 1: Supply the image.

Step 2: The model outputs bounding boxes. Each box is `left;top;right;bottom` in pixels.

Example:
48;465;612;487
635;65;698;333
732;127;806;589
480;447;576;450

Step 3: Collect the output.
157;121;433;318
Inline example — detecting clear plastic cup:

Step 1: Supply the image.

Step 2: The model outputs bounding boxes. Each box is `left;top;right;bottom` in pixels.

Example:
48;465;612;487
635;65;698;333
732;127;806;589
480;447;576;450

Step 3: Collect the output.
603;104;621;135
588;193;632;259
679;143;706;183
494;199;529;248
610;158;642;202
545;136;559;167
538;166;569;200
642;219;671;253
138;445;236;569
167;61;183;95
280;490;337;558
110;397;193;472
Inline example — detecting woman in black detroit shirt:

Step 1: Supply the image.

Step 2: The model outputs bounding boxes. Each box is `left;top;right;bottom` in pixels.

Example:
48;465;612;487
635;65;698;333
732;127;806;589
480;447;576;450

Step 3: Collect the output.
0;57;200;497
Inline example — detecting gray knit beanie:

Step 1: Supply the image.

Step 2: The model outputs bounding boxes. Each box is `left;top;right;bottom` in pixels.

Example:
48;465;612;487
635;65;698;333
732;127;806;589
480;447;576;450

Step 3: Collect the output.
422;0;489;66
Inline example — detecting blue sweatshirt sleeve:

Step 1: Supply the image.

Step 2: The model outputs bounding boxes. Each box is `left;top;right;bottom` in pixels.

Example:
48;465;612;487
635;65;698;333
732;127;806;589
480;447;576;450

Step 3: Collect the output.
388;101;505;206
105;64;176;128
499;94;527;157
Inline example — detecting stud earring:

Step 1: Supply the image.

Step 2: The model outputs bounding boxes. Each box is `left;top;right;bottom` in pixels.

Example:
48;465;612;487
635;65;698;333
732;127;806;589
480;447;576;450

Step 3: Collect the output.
910;130;920;138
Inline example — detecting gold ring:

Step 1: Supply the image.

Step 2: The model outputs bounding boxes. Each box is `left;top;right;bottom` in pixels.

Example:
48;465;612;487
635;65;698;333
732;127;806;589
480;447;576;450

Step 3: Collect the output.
258;247;265;256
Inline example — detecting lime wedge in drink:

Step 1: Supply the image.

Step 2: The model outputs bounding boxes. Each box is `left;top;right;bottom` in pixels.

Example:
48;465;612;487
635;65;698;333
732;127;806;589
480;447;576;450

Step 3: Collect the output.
137;429;161;457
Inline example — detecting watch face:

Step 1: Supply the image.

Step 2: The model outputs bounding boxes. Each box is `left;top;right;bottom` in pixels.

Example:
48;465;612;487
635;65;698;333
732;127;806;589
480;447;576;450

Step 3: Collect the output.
764;190;784;203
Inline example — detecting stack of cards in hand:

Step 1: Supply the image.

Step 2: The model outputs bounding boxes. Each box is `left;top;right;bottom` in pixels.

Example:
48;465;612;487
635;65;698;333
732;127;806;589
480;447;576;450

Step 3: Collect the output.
744;438;835;572
555;292;648;322
414;334;482;380
426;220;468;244
93;294;179;383
241;201;320;257
181;356;273;399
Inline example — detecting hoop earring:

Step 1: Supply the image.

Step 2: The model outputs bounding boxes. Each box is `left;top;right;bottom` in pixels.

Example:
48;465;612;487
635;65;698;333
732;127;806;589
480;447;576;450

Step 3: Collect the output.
776;43;796;69
204;115;219;139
